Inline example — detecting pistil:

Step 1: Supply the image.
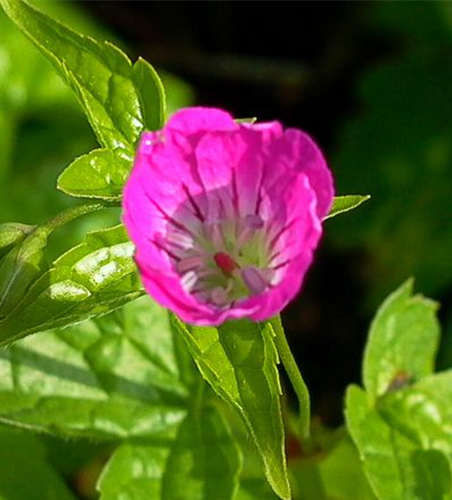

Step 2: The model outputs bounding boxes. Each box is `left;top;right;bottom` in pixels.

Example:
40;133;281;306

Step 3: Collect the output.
214;252;238;277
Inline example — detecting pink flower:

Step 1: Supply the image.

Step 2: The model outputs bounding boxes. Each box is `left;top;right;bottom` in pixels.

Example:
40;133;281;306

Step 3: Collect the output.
122;107;334;326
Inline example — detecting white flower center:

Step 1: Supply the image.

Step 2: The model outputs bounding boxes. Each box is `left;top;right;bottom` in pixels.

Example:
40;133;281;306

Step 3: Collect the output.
163;213;284;308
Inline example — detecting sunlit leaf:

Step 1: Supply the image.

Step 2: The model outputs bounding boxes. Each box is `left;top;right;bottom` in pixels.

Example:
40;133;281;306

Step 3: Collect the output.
172;317;290;500
363;279;439;400
0;0;165;153
98;406;241;500
325;195;370;220
57;148;131;201
345;385;452;500
0;297;242;500
0;225;53;321
0;224;143;346
0;223;34;259
0;297;187;438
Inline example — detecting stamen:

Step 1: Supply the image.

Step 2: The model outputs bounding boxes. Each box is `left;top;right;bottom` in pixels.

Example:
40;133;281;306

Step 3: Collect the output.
181;270;198;292
241;266;268;295
211;286;229;306
237;214;264;249
177;256;204;273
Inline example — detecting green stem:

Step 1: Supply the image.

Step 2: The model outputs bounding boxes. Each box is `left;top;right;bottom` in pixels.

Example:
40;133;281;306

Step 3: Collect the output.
271;316;311;440
43;202;106;233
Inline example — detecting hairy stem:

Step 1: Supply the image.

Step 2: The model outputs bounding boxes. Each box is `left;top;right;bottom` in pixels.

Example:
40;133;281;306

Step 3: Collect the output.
43;202;107;233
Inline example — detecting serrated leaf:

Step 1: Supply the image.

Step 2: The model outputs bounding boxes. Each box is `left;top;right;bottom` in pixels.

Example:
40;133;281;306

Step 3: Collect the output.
0;0;165;154
57;148;131;201
0;224;143;345
0;426;77;500
172;317;290;500
345;384;452;500
98;406;241;500
324;195;371;220
0;297;188;439
363;279;440;399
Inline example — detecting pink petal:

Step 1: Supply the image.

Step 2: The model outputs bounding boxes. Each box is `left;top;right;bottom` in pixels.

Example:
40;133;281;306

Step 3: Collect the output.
272;129;334;219
166;107;238;135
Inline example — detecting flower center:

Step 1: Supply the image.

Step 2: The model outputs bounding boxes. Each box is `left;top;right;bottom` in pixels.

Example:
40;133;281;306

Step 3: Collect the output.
214;252;238;277
159;208;287;309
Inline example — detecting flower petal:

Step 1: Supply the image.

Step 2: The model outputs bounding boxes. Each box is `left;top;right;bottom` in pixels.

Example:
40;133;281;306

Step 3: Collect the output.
166;107;238;135
272;129;334;219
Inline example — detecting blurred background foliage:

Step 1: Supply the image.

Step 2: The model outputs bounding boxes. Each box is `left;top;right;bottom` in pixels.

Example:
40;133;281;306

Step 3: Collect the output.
0;2;451;498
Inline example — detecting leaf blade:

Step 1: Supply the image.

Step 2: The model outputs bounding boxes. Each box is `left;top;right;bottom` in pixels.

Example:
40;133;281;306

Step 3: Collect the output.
172;317;291;500
98;405;242;500
0;0;165;155
57;148;131;201
325;195;371;220
0;297;188;439
0;224;143;345
363;279;440;399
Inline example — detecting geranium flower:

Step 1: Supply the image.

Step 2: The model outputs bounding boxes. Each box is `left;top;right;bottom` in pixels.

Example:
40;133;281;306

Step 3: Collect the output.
122;107;334;325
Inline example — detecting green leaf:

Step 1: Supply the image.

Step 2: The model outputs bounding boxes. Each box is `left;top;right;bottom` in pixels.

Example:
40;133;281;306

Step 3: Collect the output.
319;437;377;500
236;480;280;500
132;57;167;133
0;298;242;500
0;223;34;259
379;370;452;454
0;225;52;321
0;297;188;438
0;224;143;346
98;406;242;500
324;195;371;220
0;426;77;500
0;0;166;152
57;148;131;201
363;279;440;400
345;384;452;500
172;317;290;500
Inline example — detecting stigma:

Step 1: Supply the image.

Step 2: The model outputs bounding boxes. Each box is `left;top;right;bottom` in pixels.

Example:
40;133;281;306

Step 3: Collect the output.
214;252;238;277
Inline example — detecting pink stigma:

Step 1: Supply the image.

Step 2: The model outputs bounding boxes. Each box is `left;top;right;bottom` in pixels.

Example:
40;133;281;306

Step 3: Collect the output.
214;252;238;277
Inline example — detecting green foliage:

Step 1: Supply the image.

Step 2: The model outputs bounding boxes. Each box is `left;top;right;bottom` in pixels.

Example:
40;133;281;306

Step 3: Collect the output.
0;0;166;205
0;297;185;438
346;386;452;500
0;223;34;259
98;407;241;500
0;225;52;321
0;223;143;346
57;148;132;201
346;281;452;500
363;279;440;399
172;318;290;500
0;297;245;499
0;0;165;152
0;427;76;500
0;1;412;500
325;195;371;220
